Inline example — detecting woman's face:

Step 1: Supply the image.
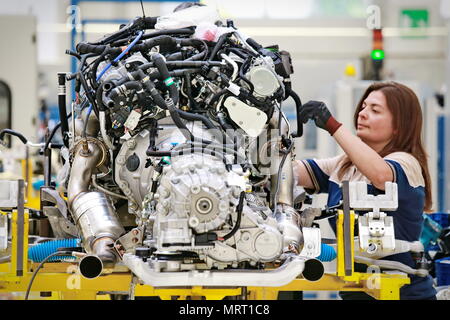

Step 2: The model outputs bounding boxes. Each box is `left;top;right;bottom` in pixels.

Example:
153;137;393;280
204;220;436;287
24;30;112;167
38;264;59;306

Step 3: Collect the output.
356;90;395;149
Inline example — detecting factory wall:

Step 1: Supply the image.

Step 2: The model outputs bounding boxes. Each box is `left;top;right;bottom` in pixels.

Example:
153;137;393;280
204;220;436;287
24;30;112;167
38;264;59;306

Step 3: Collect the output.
0;0;447;209
2;0;443;107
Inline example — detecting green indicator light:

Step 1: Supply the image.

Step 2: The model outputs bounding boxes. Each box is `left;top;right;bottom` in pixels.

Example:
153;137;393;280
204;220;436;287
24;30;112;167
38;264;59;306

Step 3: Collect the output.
371;49;385;60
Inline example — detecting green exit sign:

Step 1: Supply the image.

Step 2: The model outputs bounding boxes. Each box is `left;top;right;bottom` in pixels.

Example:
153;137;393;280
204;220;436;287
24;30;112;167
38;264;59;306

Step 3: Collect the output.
400;9;429;38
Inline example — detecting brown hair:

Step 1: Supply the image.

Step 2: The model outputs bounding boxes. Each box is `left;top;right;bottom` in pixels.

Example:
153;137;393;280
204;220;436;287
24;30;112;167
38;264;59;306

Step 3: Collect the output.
338;81;433;211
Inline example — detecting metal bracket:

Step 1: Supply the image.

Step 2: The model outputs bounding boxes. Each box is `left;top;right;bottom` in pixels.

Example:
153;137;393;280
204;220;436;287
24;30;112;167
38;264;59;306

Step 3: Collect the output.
349;182;397;255
349;181;398;212
40;187;78;238
299;227;321;258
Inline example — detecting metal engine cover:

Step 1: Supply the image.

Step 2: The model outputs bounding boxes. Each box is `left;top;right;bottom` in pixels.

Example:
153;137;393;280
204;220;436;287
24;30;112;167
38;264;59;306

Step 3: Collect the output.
154;154;239;246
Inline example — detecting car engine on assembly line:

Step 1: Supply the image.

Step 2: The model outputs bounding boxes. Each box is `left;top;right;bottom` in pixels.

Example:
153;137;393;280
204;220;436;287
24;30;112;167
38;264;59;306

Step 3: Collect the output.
49;5;325;286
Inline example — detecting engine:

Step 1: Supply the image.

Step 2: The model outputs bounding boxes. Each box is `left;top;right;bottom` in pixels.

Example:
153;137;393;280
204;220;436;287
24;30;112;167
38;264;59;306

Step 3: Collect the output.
56;5;321;286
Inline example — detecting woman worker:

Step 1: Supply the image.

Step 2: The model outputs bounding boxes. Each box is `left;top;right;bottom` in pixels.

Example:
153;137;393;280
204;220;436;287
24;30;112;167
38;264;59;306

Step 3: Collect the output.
293;81;437;300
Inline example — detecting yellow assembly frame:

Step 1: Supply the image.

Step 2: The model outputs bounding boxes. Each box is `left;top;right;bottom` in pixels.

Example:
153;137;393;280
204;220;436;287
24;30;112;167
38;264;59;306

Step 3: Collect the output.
0;204;410;300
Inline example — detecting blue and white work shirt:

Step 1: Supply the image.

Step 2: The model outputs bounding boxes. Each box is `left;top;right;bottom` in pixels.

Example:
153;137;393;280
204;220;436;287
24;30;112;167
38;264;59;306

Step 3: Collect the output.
302;151;436;300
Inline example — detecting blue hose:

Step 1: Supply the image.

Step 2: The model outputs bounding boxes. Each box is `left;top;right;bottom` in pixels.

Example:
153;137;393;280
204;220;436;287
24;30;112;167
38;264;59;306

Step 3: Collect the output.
96;30;144;82
317;243;337;262
28;239;80;262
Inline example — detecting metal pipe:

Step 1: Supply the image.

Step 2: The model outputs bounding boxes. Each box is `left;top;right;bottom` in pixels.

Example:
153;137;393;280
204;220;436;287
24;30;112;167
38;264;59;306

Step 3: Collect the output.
99;111;115;150
57;73;70;148
269;111;294;206
67;138;124;268
67;138;107;207
123;253;307;287
274;204;303;253
355;256;429;277
301;258;325;281
92;175;128;200
43;131;52;187
220;53;238;81
73;106;100;138
79;255;104;279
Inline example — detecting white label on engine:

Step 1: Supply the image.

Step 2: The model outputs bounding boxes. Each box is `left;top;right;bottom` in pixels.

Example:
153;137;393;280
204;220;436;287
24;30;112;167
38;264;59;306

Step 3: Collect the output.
223;96;267;138
124;110;141;131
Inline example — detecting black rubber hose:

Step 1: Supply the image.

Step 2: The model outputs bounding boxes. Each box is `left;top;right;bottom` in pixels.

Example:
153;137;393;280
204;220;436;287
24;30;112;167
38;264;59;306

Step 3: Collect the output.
238;56;254;94
209;89;227;107
123;80;142;91
42;111;73;152
179;38;208;53
79;31;175;55
216;111;239;145
228;44;258;58
165;98;213;146
176;109;223;133
105;81;143;107
152;53;179;106
185;39;209;61
25;251;74;300
246;37;263;51
184;73;196;109
285;87;303;138
130;35;176;53
93;16;157;45
0;129;28;145
146;150;172;157
221;191;245;241
78;71;99;117
57;73;70;148
132;69;167;110
76;42;122;55
142;16;158;29
167;69;202;78
165;61;224;68
239;88;267;109
112;28;194;47
209;33;229;61
93;24;136;45
65;49;82;60
219;74;267;110
95;84;106;111
185;49;208;61
166;52;183;61
139;61;222;72
75;53;99;115
226;47;247;59
89;49;109;88
217;112;234;131
165;98;195;143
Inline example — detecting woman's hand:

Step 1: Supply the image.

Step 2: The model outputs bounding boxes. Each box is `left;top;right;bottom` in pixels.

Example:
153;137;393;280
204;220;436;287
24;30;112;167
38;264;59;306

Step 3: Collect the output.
299;100;342;135
299;101;393;190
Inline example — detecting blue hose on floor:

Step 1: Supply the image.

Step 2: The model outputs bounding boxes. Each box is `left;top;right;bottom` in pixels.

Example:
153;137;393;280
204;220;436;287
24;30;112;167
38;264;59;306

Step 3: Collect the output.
28;239;81;262
317;243;337;262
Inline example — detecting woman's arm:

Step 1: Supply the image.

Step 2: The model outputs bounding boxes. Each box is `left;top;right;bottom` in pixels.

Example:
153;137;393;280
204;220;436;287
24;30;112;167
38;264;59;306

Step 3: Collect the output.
297;100;393;190
292;160;315;189
332;126;393;190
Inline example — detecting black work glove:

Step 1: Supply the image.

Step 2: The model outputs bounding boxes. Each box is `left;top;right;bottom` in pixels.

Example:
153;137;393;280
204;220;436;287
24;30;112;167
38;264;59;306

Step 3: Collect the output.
298;100;342;135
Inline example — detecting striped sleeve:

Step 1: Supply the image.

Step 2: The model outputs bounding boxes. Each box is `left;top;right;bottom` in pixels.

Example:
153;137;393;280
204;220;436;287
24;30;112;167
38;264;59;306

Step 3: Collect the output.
384;152;425;188
301;155;344;194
